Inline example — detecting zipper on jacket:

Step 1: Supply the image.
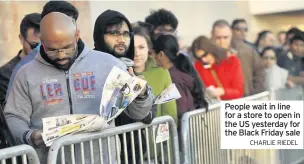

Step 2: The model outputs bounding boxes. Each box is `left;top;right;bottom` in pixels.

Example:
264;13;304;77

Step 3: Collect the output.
65;71;73;114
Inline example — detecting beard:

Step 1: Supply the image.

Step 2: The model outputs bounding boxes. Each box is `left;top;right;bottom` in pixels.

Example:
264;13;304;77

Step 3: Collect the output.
51;57;76;71
107;44;128;57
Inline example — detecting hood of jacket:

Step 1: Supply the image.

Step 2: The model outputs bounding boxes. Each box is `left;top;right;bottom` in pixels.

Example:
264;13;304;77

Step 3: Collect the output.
93;10;134;60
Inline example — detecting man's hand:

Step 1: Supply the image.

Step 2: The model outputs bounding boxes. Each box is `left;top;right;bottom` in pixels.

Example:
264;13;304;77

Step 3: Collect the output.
31;130;46;148
128;67;147;97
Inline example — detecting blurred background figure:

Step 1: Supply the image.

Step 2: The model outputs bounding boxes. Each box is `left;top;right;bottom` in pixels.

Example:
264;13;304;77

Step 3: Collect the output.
231;18;254;48
261;46;290;90
145;8;178;40
192;36;244;100
0;13;41;106
277;32;304;87
255;30;277;54
211;19;265;96
277;31;287;47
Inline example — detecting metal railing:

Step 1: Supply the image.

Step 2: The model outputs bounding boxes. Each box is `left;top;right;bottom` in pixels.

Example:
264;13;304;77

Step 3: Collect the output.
47;116;180;164
0;144;40;164
181;91;277;164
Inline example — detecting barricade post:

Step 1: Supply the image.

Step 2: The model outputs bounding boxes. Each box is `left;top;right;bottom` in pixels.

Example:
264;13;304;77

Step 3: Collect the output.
47;116;180;164
0;144;40;164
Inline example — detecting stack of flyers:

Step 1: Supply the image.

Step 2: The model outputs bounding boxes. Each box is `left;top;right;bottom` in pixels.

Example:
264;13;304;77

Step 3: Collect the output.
41;115;103;146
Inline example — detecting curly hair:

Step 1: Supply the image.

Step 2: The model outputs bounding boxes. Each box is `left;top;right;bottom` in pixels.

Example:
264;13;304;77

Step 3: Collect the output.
145;8;178;30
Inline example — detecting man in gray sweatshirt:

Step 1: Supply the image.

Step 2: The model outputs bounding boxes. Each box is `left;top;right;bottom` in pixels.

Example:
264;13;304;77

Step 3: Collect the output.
4;12;153;163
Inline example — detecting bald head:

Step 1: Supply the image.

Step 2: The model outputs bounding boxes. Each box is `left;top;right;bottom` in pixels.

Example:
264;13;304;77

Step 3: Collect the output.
40;12;80;71
41;12;77;47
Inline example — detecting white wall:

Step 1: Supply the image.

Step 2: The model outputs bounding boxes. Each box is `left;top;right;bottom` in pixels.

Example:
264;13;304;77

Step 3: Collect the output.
249;0;304;15
89;1;252;46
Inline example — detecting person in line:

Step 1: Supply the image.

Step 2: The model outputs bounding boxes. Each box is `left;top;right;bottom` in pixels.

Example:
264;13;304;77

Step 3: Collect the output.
153;34;208;163
231;18;254;47
277;31;287;47
93;10;155;164
145;8;178;40
254;30;277;54
0;13;41;106
4;12;153;163
133;25;177;124
277;33;304;86
153;34;208;123
211;19;265;96
192;36;244;100
260;46;290;90
5;0;80;101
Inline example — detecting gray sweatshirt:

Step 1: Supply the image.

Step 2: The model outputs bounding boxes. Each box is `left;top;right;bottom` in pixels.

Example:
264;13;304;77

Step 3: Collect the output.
4;46;153;163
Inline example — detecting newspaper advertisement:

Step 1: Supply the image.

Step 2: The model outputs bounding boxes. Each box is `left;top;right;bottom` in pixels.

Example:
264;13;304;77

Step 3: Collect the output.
154;83;181;104
41;66;147;146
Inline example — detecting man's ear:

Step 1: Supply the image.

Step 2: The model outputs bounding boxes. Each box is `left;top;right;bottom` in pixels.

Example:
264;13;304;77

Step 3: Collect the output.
19;34;24;45
76;29;80;40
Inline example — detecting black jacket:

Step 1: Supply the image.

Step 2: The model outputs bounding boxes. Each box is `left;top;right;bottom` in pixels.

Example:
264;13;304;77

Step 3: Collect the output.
0;51;21;106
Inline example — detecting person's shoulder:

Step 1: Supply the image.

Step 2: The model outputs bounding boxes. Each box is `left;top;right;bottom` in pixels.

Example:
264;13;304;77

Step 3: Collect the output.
227;55;242;66
86;49;126;70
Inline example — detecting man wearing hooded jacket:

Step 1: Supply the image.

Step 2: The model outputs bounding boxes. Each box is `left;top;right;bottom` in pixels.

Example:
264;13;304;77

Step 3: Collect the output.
93;10;155;164
4;12;153;163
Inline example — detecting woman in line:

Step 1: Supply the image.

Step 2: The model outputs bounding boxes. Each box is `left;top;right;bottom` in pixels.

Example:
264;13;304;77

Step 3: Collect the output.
261;46;291;90
191;36;244;100
153;34;208;122
133;25;178;123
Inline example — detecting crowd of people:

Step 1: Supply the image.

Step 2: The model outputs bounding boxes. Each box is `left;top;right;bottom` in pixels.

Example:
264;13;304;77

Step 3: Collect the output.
0;1;303;163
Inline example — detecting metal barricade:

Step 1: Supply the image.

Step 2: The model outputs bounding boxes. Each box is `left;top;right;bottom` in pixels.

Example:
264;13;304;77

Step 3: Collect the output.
0;144;40;164
270;86;304;100
181;91;280;164
47;116;180;164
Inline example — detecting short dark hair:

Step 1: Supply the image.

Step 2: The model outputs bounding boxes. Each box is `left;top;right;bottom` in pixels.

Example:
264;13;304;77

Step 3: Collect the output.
212;19;230;30
41;1;79;20
145;8;178;30
287;27;301;36
261;46;276;57
231;19;246;29
255;30;272;46
20;13;41;39
290;32;304;44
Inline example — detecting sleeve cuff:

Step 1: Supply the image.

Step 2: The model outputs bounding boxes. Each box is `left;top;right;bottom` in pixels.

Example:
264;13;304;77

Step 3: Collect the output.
23;129;35;146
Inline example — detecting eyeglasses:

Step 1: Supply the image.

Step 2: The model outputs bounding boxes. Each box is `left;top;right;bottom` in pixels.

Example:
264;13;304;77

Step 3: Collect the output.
25;39;39;49
233;27;248;32
42;39;76;58
195;51;209;60
155;27;177;35
105;31;133;39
